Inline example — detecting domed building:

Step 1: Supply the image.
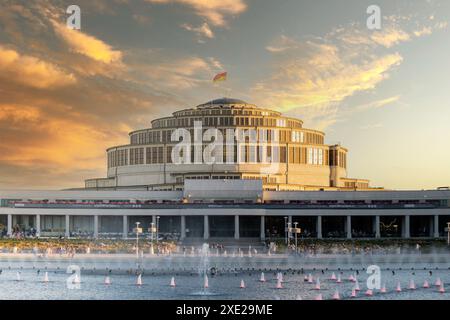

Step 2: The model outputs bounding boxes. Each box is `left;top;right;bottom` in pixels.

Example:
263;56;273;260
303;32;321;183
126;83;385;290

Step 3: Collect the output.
85;98;371;191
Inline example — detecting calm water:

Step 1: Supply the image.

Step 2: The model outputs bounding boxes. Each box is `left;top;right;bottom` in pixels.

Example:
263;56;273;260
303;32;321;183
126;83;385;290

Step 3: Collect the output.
0;268;448;300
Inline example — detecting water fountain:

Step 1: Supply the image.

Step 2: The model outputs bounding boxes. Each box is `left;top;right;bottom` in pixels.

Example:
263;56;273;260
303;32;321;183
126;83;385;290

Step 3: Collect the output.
350;288;357;298
435;277;442;287
332;289;340;300
170;277;176;287
395;281;402;292
43;272;49;283
354;279;360;291
408;279;416;290
260;272;266;282
330;272;336;280
104;276;111;285
314;278;321;290
336;274;342;283
240;279;245;289
276;278;283;289
136;274;142;286
423;280;429;288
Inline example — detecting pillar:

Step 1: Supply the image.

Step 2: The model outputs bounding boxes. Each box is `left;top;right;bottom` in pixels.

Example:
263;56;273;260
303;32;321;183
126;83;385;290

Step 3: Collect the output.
94;215;99;239
260;216;265;241
375;215;381;238
346;215;352;239
180;215;186;240
403;215;410;238
234;215;239;239
317;216;322;239
203;215;209;239
122;215;128;239
65;215;70;238
7;214;12;236
433;215;439;238
36;214;40;237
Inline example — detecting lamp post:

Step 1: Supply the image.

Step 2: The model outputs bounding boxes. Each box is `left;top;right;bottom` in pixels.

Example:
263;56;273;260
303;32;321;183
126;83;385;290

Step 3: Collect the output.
294;222;299;251
447;222;450;246
134;222;141;259
287;222;292;247
156;216;160;245
284;216;288;245
149;222;156;242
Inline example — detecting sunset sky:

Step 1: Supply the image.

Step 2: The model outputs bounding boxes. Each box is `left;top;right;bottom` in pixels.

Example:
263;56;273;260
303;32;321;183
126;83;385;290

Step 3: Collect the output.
0;0;449;190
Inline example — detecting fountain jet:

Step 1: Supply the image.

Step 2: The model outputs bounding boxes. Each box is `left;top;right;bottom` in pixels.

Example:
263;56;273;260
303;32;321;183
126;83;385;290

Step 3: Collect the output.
332;290;340;300
260;272;266;282
136;274;142;286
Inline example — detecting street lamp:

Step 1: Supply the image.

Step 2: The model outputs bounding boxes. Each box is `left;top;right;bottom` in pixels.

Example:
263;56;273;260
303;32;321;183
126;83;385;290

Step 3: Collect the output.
446;222;450;246
149;222;156;242
293;222;299;251
156;216;160;245
134;222;142;259
287;222;292;247
284;216;288;245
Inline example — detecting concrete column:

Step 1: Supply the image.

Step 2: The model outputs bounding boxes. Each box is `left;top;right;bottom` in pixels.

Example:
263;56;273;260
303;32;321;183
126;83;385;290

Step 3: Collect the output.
152;215;156;224
434;215;440;238
36;214;40;237
403;215;410;238
122;215;128;239
346;216;352;239
203;215;209;239
317;216;322;239
65;215;70;238
260;216;265;241
94;215;99;239
7;214;12;236
375;215;381;238
180;216;186;240
234;215;239;239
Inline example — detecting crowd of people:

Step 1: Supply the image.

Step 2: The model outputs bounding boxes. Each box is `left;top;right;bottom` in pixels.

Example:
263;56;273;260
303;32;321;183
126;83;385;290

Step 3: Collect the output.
0;239;178;255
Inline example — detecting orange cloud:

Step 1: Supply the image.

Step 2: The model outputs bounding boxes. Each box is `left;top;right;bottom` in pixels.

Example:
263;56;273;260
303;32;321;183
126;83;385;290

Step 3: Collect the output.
146;0;247;26
0;45;76;89
52;21;123;64
181;22;215;39
255;37;403;114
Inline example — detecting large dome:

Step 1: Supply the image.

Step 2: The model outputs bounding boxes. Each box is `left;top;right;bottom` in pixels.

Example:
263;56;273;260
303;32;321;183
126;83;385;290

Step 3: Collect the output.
204;98;247;105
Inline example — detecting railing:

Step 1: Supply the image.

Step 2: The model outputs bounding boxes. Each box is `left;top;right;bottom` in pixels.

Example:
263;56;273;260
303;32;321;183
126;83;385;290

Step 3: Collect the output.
8;202;444;210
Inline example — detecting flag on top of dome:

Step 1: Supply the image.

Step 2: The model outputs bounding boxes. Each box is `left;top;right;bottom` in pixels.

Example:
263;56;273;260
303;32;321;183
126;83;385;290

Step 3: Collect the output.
213;72;227;82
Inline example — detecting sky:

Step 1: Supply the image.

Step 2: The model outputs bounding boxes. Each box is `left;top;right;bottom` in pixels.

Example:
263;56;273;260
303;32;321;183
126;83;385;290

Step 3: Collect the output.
0;0;449;190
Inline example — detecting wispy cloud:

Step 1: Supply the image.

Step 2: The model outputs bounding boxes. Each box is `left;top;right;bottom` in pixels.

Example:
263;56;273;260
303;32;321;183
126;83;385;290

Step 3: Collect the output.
51;21;123;64
354;95;401;112
145;0;247;26
254;13;446;130
181;22;215;40
0;44;76;89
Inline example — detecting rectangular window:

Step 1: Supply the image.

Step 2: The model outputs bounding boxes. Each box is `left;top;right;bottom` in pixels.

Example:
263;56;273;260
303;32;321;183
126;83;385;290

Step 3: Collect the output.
307;148;313;164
